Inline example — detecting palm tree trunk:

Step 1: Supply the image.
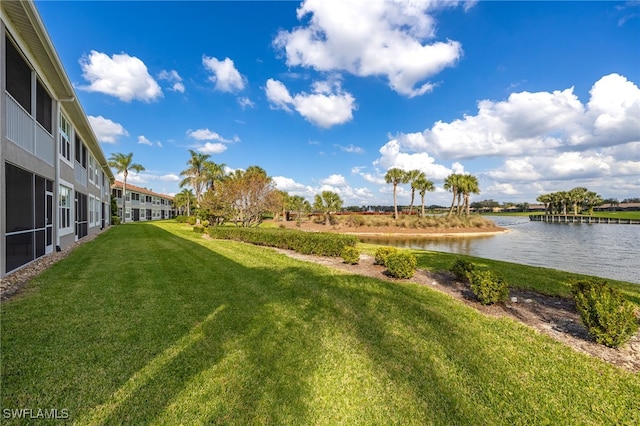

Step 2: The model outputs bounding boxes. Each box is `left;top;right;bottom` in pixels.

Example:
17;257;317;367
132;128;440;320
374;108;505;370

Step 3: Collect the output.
448;190;456;217
393;184;399;220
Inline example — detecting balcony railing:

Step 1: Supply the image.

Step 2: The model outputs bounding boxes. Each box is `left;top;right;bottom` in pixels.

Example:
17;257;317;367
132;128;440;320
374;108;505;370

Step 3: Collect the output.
5;92;54;165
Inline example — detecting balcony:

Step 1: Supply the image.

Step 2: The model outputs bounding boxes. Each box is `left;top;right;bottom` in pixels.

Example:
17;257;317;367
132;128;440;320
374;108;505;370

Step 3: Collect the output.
5;92;54;165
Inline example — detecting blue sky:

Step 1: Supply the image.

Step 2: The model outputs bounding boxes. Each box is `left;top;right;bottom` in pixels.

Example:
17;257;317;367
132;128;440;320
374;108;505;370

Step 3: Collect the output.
36;0;640;206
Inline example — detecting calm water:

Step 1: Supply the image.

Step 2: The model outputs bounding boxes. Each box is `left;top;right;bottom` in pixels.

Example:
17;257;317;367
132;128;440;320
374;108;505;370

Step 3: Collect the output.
359;216;640;284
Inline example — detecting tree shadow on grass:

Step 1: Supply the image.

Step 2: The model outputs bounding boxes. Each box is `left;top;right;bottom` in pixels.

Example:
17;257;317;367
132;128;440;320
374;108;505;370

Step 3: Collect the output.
2;223;637;425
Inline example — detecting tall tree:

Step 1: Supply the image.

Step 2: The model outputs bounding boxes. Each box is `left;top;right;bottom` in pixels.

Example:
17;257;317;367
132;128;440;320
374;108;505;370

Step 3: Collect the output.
406;170;424;216
203;160;227;192
444;173;463;217
583;191;603;215
313;191;343;226
413;176;435;217
460;174;480;216
568;187;588;215
179;150;211;205
287;195;311;224
384;168;409;220
108;152;145;223
174;189;195;216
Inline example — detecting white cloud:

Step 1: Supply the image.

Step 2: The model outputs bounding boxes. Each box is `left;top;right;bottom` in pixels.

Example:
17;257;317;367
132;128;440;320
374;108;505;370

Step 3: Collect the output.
187;128;239;144
321;174;347;186
265;78;356;128
79;51;162;102
274;0;465;97
158;69;185;93
198;143;227;154
138;135;153;146
203;56;245;93
265;79;294;111
273;176;314;195
337;144;364;154
238;97;255;109
387;74;640;161
88;115;129;143
374;139;453;180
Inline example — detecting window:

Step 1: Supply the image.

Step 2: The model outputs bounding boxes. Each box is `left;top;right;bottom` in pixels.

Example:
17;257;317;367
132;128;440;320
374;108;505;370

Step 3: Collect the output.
59;115;72;162
75;135;87;168
146;196;152;203
36;79;52;133
112;188;122;198
88;156;93;182
59;185;72;231
5;36;31;113
89;196;94;226
131;193;140;201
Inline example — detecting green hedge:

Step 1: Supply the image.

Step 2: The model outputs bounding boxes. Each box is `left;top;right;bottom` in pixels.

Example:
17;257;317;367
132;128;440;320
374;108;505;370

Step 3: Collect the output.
208;227;358;257
374;246;398;266
341;246;360;265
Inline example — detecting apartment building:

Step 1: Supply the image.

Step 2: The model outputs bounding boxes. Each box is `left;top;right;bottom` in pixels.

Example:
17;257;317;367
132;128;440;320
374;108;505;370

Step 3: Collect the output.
111;181;174;222
1;1;114;277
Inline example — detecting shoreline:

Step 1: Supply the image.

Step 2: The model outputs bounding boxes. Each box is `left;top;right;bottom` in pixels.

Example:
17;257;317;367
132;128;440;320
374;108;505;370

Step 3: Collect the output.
270;220;508;238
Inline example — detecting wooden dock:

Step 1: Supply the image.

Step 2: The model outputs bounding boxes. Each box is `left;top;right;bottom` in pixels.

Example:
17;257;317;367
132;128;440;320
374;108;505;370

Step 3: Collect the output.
529;215;640;224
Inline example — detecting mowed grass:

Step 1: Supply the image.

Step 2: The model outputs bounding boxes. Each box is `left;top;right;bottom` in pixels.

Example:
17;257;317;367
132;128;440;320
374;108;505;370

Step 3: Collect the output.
1;221;639;425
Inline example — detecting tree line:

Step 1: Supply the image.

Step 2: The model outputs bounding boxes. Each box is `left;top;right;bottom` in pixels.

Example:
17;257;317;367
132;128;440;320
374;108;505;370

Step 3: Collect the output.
536;187;604;215
110;151;482;227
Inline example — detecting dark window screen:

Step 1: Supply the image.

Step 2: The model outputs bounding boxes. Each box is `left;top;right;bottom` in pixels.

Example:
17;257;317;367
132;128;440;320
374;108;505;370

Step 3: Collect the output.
6;163;33;232
5;36;31;113
35;175;45;228
6;234;33;272
36;80;53;133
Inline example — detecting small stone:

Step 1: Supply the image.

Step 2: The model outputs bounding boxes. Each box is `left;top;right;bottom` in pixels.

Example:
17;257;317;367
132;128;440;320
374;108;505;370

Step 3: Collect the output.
524;299;533;303
510;297;518;303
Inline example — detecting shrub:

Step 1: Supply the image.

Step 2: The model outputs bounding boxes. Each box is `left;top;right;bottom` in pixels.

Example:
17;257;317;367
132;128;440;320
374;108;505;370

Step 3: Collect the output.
186;216;197;225
341;246;360;265
571;279;639;348
374;246;398;266
175;215;187;223
201;220;210;228
386;251;417;279
111;216;121;225
450;258;476;282
345;215;366;228
193;225;205;234
468;269;509;305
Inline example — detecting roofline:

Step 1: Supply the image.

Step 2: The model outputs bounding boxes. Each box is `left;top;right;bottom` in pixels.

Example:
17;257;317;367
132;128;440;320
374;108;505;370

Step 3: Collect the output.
112;181;174;200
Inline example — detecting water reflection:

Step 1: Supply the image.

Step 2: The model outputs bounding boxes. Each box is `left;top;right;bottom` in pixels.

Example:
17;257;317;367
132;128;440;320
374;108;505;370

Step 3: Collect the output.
359;216;640;284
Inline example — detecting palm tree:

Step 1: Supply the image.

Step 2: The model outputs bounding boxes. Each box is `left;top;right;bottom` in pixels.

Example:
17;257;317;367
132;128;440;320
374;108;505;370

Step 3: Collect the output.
444;173;463;217
180;150;211;205
536;193;552;215
174;188;195;216
384;168;409;220
203;161;227;192
568;187;588;215
406;170;424;216
460;174;480;216
413;176;435;217
583;191;603;215
108;152;145;223
313;191;343;226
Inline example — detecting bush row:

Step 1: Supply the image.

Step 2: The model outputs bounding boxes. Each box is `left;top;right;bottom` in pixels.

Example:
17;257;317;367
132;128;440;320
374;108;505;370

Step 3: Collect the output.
208;227;358;257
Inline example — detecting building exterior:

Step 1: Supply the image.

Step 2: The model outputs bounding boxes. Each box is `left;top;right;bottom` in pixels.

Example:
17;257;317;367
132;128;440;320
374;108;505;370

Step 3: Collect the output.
1;1;114;277
111;181;174;222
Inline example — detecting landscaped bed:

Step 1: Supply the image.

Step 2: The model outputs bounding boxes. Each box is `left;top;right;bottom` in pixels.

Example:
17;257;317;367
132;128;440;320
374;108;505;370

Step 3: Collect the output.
1;221;638;424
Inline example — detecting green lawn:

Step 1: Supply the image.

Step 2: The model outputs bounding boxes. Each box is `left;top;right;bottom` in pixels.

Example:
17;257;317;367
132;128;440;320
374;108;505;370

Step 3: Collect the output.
1;221;639;425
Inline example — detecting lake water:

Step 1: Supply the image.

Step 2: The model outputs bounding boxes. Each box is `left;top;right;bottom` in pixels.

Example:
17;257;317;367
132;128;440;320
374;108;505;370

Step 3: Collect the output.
359;216;640;284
